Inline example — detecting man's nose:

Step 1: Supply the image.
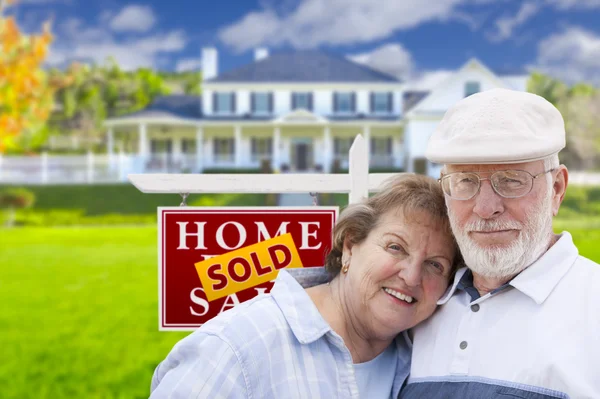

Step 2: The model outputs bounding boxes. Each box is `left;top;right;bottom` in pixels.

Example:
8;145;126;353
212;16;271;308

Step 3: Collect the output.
472;179;504;219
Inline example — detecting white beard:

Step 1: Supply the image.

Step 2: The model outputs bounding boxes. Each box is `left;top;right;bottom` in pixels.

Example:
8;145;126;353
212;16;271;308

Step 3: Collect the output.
449;191;554;280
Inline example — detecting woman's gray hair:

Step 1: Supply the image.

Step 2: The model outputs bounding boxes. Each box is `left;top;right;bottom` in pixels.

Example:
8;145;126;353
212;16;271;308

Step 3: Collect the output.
324;173;461;277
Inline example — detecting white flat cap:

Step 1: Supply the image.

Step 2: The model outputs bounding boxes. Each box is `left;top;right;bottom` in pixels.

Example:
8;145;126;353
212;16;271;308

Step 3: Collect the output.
426;88;566;164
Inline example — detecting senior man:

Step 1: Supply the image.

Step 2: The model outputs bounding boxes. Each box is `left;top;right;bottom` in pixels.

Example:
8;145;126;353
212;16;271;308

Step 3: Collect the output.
400;88;600;398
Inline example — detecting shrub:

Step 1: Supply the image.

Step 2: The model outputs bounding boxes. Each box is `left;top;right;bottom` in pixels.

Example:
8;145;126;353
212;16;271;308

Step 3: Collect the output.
0;187;36;209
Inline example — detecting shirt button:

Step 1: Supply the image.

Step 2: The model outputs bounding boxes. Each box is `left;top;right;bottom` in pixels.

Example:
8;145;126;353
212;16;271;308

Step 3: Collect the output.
471;304;480;312
459;341;468;350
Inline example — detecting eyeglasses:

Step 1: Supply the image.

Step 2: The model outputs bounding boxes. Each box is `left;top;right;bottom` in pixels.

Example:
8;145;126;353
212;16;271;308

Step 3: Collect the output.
438;169;555;200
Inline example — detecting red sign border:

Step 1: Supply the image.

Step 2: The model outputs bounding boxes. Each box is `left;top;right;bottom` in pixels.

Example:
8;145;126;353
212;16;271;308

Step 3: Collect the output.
158;206;339;331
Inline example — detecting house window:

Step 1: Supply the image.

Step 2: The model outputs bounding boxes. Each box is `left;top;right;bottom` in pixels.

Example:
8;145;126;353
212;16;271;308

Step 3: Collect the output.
334;137;353;158
252;92;272;114
370;137;394;167
292;92;312;110
214;92;235;113
464;82;480;97
334;92;355;113
213;138;234;162
370;137;392;155
150;139;172;153
181;139;196;154
251;138;272;161
372;92;392;113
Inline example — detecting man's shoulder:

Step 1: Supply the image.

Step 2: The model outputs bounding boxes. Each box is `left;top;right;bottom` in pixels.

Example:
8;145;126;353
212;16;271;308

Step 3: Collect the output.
568;254;600;281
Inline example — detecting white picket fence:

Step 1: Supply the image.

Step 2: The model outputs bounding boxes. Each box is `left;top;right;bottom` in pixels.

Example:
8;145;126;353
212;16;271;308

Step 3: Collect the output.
0;152;134;184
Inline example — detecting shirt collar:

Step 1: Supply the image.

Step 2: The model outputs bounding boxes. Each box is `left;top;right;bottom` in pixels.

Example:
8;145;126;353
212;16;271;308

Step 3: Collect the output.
509;231;579;304
437;232;579;305
437;267;469;305
270;269;332;344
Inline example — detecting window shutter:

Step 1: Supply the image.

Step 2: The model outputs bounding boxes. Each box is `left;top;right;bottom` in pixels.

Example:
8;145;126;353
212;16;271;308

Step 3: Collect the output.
333;92;338;113
334;138;338;153
251;138;256;154
213;92;218;112
231;92;236;113
388;92;393;113
213;138;218;155
291;93;296;110
269;92;274;113
251;93;255;112
268;138;273;154
351;92;356;113
230;138;235;154
370;93;375;113
308;93;313;111
387;137;392;154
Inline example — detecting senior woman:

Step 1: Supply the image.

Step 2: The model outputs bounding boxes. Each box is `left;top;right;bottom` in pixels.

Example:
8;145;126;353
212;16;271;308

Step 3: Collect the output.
150;174;461;399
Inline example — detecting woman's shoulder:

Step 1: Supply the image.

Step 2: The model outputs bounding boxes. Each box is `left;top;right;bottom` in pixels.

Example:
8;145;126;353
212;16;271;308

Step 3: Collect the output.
200;292;287;340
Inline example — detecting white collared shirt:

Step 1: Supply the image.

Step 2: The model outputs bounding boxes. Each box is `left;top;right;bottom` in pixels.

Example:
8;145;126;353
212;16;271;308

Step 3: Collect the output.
401;232;600;399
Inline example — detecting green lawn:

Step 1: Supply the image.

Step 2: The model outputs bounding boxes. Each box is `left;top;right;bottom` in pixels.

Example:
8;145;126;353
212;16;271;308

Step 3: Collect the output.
0;226;188;399
1;221;599;399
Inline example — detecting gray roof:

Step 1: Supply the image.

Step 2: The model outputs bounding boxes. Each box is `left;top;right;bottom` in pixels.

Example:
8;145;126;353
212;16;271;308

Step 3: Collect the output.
207;51;401;83
403;91;430;113
116;95;202;120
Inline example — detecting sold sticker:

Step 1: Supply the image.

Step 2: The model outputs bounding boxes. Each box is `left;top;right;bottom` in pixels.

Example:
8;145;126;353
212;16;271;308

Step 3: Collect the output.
195;233;303;301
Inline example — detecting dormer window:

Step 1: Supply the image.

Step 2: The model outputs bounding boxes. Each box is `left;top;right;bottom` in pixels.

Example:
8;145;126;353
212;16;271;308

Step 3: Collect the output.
464;81;480;97
251;92;273;114
292;92;312;111
371;92;393;113
333;92;355;114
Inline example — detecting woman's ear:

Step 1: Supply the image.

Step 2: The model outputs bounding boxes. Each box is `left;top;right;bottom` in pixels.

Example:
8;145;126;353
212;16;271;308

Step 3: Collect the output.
342;237;353;262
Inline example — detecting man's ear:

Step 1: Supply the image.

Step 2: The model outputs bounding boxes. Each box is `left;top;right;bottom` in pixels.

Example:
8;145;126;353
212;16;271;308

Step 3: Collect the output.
551;165;569;216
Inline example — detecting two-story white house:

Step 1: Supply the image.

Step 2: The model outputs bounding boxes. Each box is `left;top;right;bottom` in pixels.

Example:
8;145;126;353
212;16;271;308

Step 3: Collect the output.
105;48;405;174
104;49;528;177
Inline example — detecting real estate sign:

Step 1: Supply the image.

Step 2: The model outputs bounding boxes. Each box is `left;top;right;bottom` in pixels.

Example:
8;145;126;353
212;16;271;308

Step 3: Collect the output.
158;207;338;330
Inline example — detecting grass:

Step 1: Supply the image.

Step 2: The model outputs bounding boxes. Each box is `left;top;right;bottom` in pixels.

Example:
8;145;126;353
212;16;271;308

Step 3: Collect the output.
0;226;188;399
1;219;599;398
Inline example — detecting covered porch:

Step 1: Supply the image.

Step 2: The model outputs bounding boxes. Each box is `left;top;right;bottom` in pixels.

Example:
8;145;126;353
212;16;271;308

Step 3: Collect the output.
104;109;405;174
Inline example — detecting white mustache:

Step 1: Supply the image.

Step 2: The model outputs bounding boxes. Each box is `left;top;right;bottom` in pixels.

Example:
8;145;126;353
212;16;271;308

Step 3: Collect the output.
466;219;523;232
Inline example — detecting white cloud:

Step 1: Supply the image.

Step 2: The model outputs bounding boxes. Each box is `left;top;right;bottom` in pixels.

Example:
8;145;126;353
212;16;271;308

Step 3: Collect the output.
545;0;600;9
348;43;414;80
487;2;539;42
110;5;156;33
176;58;202;72
47;14;186;71
218;0;467;53
533;26;600;85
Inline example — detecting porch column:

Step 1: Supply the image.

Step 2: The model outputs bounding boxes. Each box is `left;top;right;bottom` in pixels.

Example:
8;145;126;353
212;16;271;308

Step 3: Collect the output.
363;125;371;167
196;126;204;173
138;123;148;172
323;126;332;173
272;126;281;171
107;128;115;170
234;125;242;167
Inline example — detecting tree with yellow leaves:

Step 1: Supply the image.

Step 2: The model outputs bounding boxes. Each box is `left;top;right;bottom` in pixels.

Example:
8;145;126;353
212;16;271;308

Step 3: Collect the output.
0;0;57;153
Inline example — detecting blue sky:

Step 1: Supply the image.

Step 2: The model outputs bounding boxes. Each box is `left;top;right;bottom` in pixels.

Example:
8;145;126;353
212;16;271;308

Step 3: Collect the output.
9;0;600;88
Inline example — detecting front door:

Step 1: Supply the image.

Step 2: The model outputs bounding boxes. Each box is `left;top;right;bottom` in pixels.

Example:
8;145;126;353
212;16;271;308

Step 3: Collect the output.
291;139;313;171
296;143;308;171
